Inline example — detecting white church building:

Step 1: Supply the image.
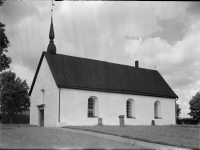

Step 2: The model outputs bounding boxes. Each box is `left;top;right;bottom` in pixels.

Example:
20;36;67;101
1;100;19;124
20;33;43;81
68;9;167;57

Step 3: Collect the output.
29;17;178;127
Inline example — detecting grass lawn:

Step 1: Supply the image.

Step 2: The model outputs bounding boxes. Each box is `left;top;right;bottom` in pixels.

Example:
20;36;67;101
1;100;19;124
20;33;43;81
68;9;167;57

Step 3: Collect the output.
63;125;200;149
0;124;145;149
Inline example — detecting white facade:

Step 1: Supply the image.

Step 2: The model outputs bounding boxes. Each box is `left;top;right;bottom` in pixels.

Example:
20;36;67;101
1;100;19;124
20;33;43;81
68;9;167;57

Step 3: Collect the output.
30;57;59;127
30;57;176;127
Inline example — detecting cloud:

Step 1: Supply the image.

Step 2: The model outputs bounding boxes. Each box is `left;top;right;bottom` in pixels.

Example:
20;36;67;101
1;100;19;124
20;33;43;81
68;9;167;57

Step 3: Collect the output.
3;1;192;72
150;18;188;45
2;1;39;25
8;64;34;89
147;2;198;45
125;19;200;72
186;2;200;16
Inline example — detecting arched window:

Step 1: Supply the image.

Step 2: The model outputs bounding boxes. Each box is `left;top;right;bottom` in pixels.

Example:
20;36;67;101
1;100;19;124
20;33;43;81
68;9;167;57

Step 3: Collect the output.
154;101;161;119
126;99;135;118
88;96;99;118
154;102;158;118
127;100;132;118
88;98;95;117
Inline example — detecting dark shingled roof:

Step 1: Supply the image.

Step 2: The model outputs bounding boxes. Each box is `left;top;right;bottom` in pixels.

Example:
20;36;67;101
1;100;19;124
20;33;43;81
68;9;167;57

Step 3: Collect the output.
29;51;178;99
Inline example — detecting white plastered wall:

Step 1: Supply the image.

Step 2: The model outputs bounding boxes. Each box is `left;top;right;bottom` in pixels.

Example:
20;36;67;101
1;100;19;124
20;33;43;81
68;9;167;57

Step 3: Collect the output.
58;88;176;127
30;56;59;127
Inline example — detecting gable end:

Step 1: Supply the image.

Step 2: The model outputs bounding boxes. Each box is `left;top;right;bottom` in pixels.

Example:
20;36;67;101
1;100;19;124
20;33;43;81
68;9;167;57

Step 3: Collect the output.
29;52;45;96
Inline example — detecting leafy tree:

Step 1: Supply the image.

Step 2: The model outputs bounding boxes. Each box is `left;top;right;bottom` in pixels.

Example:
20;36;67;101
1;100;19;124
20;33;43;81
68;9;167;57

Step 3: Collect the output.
188;90;200;123
0;0;12;71
176;103;181;118
0;0;4;6
0;71;30;123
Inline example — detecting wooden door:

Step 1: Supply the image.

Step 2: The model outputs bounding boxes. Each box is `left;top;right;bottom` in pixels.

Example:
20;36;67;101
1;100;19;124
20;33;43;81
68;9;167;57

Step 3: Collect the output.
40;109;44;126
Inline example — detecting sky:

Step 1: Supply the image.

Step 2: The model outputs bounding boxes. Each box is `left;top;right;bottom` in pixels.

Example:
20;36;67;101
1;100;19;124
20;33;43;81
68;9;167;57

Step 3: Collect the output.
1;1;200;118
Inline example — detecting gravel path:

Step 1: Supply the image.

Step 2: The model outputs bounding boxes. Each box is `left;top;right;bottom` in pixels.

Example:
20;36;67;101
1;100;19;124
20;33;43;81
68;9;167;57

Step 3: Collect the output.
0;126;144;149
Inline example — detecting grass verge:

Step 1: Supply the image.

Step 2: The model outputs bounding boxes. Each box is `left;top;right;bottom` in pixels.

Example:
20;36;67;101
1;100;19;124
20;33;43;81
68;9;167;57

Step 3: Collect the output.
63;125;200;149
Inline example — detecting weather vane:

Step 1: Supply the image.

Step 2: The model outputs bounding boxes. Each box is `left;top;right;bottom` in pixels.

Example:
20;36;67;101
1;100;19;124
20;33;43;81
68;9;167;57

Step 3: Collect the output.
51;0;55;17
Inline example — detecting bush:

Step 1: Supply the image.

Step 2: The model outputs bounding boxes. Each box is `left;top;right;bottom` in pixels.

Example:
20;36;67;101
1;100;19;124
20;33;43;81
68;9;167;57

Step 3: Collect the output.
0;113;29;124
177;118;198;125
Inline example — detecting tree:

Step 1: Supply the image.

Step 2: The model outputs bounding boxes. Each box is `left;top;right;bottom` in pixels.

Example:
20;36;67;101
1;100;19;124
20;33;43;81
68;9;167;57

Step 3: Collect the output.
176;103;181;118
0;0;12;71
0;0;4;6
188;90;200;123
0;71;30;123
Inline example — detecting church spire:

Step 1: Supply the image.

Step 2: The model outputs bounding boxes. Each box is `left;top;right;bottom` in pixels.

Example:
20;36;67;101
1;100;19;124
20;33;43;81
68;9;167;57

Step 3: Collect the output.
47;0;56;55
49;17;54;40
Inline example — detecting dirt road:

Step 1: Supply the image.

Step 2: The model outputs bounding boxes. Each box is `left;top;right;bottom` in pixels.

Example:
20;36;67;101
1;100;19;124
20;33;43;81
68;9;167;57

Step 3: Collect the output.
0;126;145;149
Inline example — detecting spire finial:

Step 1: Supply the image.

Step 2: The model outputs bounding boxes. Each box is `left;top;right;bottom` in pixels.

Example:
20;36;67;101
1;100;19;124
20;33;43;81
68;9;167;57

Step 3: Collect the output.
51;0;54;18
47;0;56;55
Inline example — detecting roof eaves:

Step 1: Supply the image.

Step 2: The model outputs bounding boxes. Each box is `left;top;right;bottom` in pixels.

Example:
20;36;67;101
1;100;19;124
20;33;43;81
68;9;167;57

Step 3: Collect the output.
58;85;178;99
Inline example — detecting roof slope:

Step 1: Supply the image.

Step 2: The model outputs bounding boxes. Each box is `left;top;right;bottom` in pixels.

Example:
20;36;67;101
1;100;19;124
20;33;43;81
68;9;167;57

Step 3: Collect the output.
29;52;178;99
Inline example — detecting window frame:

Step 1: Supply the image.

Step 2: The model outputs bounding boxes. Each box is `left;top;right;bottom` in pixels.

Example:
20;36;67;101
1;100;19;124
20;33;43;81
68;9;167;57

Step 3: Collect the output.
88;98;95;118
126;99;136;119
154;101;162;119
126;100;132;118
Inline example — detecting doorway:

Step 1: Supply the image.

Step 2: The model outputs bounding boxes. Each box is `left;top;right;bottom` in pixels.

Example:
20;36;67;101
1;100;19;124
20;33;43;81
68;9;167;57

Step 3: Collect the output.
39;109;44;126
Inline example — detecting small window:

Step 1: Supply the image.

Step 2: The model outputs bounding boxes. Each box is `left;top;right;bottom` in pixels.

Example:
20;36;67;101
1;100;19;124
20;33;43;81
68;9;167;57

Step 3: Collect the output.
88;98;95;117
127;100;132;118
154;101;161;119
155;103;158;118
41;89;45;104
126;99;136;118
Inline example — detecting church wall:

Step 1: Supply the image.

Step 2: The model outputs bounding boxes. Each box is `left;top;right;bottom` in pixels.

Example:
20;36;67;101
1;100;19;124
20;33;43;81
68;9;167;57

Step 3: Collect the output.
30;57;59;127
57;88;176;126
29;55;176;127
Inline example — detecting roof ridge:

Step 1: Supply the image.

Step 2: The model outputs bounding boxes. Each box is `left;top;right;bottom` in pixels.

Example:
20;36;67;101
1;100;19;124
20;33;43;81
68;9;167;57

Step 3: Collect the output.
43;51;156;72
